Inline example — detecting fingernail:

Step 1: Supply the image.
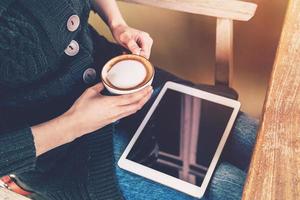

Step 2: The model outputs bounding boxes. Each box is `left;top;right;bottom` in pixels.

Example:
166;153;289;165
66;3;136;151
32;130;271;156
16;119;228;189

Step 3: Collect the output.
137;48;142;56
133;48;142;56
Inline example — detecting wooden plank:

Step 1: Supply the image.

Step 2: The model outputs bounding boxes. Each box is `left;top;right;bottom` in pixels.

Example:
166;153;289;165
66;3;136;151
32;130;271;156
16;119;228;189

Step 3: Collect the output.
0;188;29;200
242;0;300;199
119;0;257;21
215;18;233;86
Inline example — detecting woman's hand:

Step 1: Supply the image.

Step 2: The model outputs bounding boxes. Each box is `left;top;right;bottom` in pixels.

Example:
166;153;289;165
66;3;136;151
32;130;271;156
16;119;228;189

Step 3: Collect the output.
67;82;153;138
111;24;153;59
32;82;153;156
91;0;153;58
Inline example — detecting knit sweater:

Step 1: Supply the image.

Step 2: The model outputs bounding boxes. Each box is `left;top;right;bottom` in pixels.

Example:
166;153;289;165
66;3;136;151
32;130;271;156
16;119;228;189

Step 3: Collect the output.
0;0;123;199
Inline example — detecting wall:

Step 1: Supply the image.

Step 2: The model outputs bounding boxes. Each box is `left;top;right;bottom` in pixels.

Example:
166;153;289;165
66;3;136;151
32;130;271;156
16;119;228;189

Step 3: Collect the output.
89;0;288;118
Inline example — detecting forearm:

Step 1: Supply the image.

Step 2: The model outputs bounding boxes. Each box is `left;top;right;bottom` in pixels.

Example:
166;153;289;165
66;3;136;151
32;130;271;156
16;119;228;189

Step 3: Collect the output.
91;0;127;29
31;113;79;156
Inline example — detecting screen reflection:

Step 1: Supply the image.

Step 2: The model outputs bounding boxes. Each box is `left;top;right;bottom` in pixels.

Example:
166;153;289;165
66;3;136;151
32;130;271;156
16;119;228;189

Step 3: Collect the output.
127;89;234;186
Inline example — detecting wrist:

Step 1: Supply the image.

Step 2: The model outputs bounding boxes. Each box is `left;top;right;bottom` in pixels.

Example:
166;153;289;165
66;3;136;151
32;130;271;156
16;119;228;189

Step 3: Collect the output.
61;110;84;141
31;112;81;156
108;17;127;32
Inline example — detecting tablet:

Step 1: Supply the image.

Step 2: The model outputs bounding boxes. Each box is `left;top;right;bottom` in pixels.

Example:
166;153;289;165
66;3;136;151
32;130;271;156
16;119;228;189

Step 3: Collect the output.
118;81;240;198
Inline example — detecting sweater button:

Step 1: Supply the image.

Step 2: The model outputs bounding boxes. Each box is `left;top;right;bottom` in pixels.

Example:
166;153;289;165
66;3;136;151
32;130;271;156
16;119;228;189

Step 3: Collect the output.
67;15;80;32
83;68;97;84
64;40;79;56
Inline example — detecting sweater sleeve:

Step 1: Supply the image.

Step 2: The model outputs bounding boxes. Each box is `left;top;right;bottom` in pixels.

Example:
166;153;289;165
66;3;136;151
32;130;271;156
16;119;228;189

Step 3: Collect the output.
0;127;37;177
0;9;39;176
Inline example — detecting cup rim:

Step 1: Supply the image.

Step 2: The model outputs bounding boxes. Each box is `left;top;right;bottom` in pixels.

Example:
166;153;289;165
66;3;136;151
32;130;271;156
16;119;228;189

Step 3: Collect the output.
101;54;155;91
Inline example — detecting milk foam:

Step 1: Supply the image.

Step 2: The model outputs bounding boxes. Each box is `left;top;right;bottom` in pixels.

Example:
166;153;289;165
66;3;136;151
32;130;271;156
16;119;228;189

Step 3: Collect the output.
107;60;147;89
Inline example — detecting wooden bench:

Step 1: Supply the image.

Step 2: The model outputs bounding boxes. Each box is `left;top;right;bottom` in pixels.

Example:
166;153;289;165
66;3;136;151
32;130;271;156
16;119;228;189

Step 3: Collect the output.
120;0;257;87
242;0;300;199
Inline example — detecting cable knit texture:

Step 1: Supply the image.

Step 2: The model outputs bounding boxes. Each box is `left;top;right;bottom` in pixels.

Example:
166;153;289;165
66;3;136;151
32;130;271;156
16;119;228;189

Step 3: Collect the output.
0;0;123;199
0;5;48;87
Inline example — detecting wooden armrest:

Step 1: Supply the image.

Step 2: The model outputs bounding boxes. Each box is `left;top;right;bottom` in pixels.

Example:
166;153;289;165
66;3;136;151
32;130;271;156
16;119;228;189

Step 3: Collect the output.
242;1;300;199
118;0;257;21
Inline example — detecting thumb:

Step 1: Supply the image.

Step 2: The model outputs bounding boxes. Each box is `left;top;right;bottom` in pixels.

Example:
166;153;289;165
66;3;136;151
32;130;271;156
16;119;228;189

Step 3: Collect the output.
88;82;105;95
127;39;141;55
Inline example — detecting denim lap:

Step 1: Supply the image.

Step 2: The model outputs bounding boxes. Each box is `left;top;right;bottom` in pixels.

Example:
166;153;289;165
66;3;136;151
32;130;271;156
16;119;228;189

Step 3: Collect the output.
113;112;257;200
222;113;258;171
113;129;202;200
207;162;246;200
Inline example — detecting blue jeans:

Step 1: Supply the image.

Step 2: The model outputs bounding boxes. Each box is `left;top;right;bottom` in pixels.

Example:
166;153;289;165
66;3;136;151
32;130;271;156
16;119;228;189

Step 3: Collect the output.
113;113;258;200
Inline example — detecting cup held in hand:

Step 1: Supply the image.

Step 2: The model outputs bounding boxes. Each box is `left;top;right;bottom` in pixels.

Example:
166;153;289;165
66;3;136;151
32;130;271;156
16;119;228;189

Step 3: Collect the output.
101;54;154;95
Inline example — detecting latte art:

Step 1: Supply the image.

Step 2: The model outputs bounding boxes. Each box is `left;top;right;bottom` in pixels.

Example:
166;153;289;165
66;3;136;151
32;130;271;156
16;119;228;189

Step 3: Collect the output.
107;60;147;89
101;54;154;95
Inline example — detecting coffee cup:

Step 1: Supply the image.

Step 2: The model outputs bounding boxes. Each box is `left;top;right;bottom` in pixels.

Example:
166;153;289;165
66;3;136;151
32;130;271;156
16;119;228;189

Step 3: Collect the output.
101;54;155;95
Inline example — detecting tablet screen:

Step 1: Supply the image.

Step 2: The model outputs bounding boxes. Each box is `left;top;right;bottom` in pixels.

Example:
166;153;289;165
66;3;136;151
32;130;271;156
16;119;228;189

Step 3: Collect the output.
126;88;234;187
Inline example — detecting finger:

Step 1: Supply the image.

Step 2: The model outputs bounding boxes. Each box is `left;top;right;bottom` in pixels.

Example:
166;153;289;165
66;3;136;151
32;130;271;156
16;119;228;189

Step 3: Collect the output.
127;39;142;55
120;93;151;115
115;91;152;120
140;50;150;59
92;82;105;91
85;82;104;96
138;34;153;59
114;109;137;122
116;86;153;106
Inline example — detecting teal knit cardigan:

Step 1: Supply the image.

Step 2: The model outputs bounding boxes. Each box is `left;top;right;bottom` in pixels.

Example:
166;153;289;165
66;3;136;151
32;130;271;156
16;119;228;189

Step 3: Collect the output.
0;0;123;199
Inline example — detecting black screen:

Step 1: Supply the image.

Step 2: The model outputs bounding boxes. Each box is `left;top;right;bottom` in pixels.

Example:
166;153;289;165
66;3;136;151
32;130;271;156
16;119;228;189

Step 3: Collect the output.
126;89;234;186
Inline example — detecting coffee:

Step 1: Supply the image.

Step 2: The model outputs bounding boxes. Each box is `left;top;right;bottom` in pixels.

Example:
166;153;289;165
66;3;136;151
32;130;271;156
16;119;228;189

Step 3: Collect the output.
101;54;154;94
107;60;147;89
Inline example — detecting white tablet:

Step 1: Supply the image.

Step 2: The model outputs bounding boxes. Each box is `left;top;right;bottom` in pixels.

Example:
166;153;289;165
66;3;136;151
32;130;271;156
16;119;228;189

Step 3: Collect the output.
118;81;241;198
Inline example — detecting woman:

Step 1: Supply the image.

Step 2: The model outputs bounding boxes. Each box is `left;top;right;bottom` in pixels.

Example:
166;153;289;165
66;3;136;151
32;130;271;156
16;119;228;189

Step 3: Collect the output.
0;0;258;199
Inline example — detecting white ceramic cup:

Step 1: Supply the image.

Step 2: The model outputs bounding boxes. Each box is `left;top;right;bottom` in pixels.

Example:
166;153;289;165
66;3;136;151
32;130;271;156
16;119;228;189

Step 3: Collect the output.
101;54;155;95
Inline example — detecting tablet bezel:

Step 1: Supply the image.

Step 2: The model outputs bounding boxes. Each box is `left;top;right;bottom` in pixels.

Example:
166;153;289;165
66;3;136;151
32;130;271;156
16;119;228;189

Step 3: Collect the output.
118;81;241;198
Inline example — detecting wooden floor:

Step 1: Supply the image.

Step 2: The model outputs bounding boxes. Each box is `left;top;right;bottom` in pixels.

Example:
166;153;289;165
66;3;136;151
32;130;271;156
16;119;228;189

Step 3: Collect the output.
0;188;29;200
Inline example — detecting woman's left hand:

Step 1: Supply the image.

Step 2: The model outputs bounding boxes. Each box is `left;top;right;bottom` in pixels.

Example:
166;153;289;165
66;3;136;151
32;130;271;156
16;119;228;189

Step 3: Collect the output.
111;24;153;59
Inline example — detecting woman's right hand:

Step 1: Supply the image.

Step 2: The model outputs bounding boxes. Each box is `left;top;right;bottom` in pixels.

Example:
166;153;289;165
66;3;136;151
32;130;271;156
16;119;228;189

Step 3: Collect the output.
66;82;153;139
32;82;153;156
